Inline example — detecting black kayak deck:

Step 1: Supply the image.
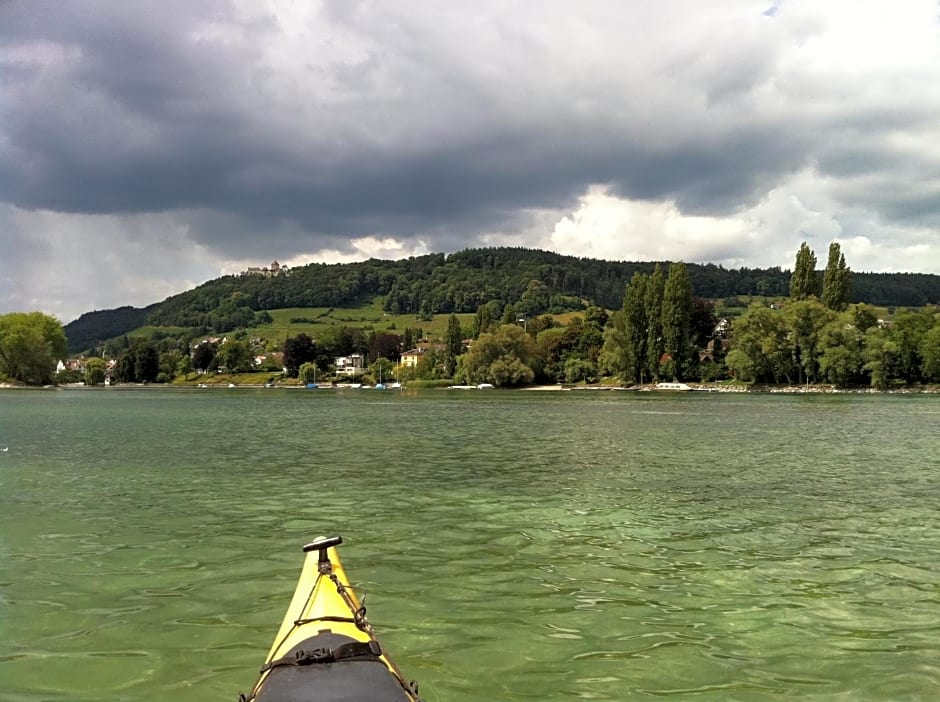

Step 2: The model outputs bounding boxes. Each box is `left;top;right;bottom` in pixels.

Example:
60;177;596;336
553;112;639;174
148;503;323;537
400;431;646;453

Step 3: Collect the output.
251;631;415;702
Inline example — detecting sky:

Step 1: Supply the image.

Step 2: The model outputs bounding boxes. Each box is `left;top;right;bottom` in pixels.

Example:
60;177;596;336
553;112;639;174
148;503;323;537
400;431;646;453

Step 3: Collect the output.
2;1;939;322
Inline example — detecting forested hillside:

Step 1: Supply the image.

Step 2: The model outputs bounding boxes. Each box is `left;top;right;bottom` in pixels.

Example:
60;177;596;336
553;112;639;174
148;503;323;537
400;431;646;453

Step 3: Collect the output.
64;247;940;352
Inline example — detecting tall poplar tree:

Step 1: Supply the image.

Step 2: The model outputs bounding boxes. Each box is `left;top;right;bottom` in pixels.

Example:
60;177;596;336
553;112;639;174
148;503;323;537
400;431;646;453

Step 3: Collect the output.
644;264;666;380
444;313;463;377
623;272;650;383
790;242;820;301
662;262;694;380
821;242;851;311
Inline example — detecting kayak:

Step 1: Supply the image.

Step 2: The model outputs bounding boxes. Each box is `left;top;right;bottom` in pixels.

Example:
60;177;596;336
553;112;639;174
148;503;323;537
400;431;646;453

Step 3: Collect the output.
241;536;421;702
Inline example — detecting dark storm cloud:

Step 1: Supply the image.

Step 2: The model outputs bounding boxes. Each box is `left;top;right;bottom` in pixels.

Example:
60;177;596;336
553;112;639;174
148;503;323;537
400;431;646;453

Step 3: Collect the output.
0;2;805;244
1;0;938;264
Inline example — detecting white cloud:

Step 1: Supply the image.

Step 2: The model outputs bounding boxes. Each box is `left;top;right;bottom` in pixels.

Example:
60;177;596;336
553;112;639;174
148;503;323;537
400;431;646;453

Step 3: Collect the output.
541;170;940;274
2;1;939;319
0;205;218;322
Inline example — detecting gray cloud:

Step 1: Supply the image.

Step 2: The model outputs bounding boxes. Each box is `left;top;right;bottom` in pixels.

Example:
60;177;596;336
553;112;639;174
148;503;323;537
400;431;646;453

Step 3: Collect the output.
2;1;938;321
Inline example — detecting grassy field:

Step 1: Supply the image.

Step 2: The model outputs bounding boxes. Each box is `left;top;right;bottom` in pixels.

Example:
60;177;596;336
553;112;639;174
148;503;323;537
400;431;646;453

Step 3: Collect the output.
127;296;902;349
241;298;477;343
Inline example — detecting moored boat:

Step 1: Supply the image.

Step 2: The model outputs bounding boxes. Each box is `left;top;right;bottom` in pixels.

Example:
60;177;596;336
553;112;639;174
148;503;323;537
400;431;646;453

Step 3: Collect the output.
655;382;692;391
241;536;421;701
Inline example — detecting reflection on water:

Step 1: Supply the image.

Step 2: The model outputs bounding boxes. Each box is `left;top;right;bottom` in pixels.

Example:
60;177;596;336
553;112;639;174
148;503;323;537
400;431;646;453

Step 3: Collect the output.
2;389;940;700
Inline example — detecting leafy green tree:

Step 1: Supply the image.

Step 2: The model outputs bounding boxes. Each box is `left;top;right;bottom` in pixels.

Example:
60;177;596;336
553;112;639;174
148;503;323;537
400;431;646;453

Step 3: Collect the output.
599;310;629;381
455;324;536;386
283;333;316;377
402;327;416;352
134;342;160;382
526;314;557;338
192;341;218;373
114;350;136;382
790;242;820;301
690;298;718;349
0;312;68;385
218;340;252;373
489;356;535;386
890;310;933;384
157;350;181;383
518;279;551;316
83;357;107;385
920;322;940;382
606;272;649;383
370;357;395;384
177;353;194;377
863;328;898;390
644;264;665;380
444;313;463;377
298;362;319;384
534;326;568;382
662;262;694;380
852;304;879;333
822;242;852;311
471;301;501;338
784;299;835;384
414;347;444;380
564;357;596;383
725;305;794;383
818;315;865;386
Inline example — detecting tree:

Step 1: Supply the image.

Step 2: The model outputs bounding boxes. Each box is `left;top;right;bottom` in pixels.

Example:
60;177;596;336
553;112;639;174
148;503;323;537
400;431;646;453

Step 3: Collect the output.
0;312;68;385
455;324;536;386
818;314;864;386
890;310;933;384
84;358;107;386
790;242;820;301
217;340;252;373
564;357;596;384
177;353;194;377
920;323;940;382
414;346;444;380
283;333;316;376
134;342;160;383
644;264;666;380
725;305;795;384
192;341;218;373
662;262;694;380
114;350;136;382
618;272;650;383
863;328;898;390
298;362;318;384
371;357;395;384
368;332;402;364
158;350;182;382
444;313;463;377
599;310;630;381
784;299;835;384
821;242;852;311
852;305;879;333
402;327;416;352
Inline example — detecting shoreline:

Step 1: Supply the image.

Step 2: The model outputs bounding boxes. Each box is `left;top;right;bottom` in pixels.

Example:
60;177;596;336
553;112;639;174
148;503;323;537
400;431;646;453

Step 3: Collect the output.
524;382;940;394
3;381;939;395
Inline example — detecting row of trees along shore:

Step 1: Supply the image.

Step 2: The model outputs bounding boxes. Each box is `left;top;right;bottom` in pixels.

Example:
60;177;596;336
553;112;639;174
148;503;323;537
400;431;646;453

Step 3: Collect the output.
3;243;939;388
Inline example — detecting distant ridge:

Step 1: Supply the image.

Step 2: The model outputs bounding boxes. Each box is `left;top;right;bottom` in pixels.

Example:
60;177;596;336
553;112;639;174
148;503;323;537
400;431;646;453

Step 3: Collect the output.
64;246;940;352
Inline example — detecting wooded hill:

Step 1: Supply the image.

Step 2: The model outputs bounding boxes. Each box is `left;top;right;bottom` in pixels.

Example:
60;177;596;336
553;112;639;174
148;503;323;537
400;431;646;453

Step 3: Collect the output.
64;247;940;353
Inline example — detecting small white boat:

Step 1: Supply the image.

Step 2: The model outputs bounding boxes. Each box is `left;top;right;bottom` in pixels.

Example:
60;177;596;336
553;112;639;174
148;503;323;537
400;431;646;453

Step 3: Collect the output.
477;383;495;389
655;382;692;391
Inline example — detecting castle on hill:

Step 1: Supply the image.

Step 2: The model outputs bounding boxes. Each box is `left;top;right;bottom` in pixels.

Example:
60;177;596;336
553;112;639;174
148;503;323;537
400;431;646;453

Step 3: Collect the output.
241;260;290;277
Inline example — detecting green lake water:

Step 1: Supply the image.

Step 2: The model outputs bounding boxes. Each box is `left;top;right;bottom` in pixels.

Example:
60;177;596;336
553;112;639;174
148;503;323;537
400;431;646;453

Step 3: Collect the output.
1;388;939;700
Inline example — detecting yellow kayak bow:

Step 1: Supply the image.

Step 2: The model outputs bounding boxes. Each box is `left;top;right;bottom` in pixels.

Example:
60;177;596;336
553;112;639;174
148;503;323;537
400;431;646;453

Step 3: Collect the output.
241;536;421;702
